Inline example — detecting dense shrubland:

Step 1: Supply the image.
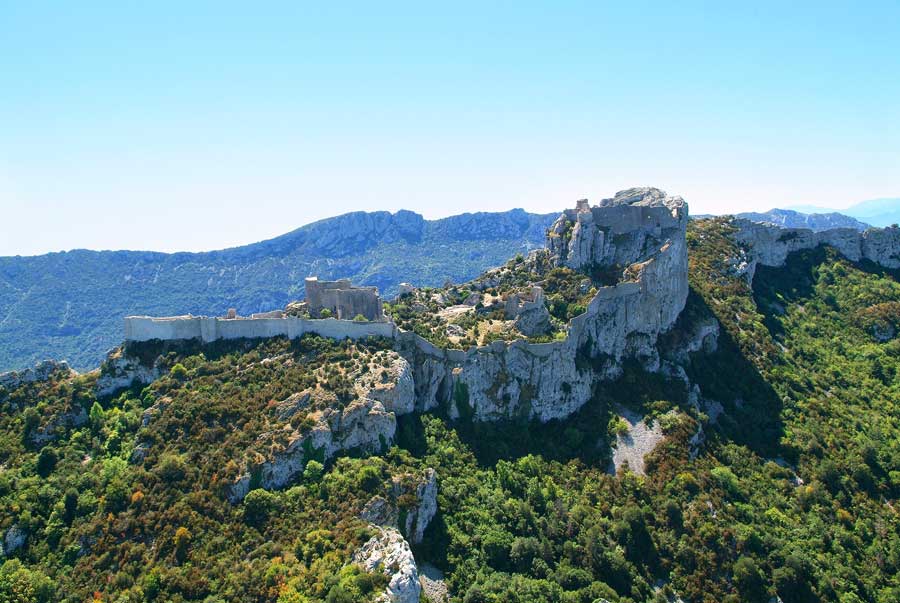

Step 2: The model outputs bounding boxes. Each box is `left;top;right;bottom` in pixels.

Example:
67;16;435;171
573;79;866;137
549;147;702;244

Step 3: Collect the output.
1;218;899;602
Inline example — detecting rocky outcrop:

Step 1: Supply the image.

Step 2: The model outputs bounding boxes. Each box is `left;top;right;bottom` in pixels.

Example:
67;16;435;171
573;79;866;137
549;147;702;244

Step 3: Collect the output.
733;219;900;281
352;526;421;603
506;287;552;337
361;468;437;545
229;396;396;503
95;348;164;398
0;360;74;393
608;408;669;476
228;351;416;502
29;405;88;446
548;187;686;271
398;188;689;422
362;354;416;415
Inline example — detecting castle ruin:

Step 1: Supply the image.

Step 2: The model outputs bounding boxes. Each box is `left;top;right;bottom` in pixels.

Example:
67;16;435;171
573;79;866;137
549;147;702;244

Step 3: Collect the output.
305;277;385;321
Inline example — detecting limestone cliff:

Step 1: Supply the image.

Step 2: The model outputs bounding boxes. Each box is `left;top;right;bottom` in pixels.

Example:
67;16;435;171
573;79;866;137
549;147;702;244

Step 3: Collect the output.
0;359;74;393
360;468;438;545
732;219;900;280
398;188;689;422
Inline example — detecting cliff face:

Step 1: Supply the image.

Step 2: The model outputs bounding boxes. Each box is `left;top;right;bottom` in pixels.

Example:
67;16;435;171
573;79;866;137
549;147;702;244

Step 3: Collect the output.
399;188;690;422
735;208;870;232
732;219;900;280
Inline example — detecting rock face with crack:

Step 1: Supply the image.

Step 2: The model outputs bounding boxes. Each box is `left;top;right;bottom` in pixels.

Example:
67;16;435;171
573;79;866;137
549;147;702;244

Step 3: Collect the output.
352;526;421;603
94;348;164;398
360;468;438;545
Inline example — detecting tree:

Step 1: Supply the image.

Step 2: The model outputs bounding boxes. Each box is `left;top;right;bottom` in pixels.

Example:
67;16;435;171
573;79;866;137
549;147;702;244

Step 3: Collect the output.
244;489;278;525
169;363;188;379
733;556;768;603
303;460;324;482
173;526;192;562
89;401;105;432
36;447;57;477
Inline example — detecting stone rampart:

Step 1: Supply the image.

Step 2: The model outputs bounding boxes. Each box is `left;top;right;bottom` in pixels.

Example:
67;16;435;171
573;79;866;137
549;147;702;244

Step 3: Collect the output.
124;315;395;344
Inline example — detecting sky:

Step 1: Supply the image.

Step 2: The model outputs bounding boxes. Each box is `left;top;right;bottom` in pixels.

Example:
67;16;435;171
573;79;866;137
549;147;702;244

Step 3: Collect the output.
1;1;898;256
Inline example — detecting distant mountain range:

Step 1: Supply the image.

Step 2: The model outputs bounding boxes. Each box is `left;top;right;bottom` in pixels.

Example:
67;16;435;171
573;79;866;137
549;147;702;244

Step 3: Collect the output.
735;208;871;231
0;209;556;371
786;197;900;228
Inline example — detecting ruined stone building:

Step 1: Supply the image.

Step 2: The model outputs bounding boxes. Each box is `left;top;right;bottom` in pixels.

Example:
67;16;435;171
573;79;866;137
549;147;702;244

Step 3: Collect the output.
304;277;385;321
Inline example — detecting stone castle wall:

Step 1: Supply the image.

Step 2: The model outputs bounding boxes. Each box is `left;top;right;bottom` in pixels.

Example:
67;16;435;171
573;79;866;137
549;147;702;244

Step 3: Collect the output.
305;277;385;321
124;315;395;343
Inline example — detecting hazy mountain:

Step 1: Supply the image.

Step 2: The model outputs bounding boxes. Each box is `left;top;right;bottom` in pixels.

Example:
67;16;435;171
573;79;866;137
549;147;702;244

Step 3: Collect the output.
787;197;900;227
735;208;870;231
0;208;556;371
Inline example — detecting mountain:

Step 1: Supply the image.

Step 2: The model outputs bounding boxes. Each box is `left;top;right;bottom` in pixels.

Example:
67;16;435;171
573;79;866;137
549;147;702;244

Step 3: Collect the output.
735;208;870;231
0;208;556;372
1;200;898;603
787;197;900;228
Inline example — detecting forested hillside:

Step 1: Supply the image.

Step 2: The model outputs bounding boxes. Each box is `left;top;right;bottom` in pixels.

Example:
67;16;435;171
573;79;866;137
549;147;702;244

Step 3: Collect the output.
0;218;898;603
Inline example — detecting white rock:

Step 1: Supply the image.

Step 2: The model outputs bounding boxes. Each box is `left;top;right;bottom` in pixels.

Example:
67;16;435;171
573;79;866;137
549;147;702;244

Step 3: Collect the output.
0;360;74;392
95;349;163;398
353;526;421;603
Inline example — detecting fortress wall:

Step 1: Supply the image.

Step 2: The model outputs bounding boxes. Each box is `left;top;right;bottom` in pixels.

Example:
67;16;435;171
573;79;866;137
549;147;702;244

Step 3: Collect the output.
124;315;395;344
592;204;681;234
215;318;295;340
125;316;203;342
306;318;394;340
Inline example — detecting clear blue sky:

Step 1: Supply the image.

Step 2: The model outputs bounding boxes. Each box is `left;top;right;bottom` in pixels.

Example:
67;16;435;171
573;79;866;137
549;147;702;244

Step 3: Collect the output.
1;1;898;255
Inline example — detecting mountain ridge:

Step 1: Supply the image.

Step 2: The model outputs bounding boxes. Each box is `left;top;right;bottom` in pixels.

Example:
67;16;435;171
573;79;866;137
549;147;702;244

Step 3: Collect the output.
786;197;900;227
0;208;556;371
735;208;870;231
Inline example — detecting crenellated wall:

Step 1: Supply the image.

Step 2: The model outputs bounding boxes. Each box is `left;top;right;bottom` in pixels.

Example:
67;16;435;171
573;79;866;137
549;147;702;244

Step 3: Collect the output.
124;315;395;343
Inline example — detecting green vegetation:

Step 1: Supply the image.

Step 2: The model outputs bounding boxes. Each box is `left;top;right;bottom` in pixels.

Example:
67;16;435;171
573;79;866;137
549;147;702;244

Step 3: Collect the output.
1;218;899;602
385;252;600;349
